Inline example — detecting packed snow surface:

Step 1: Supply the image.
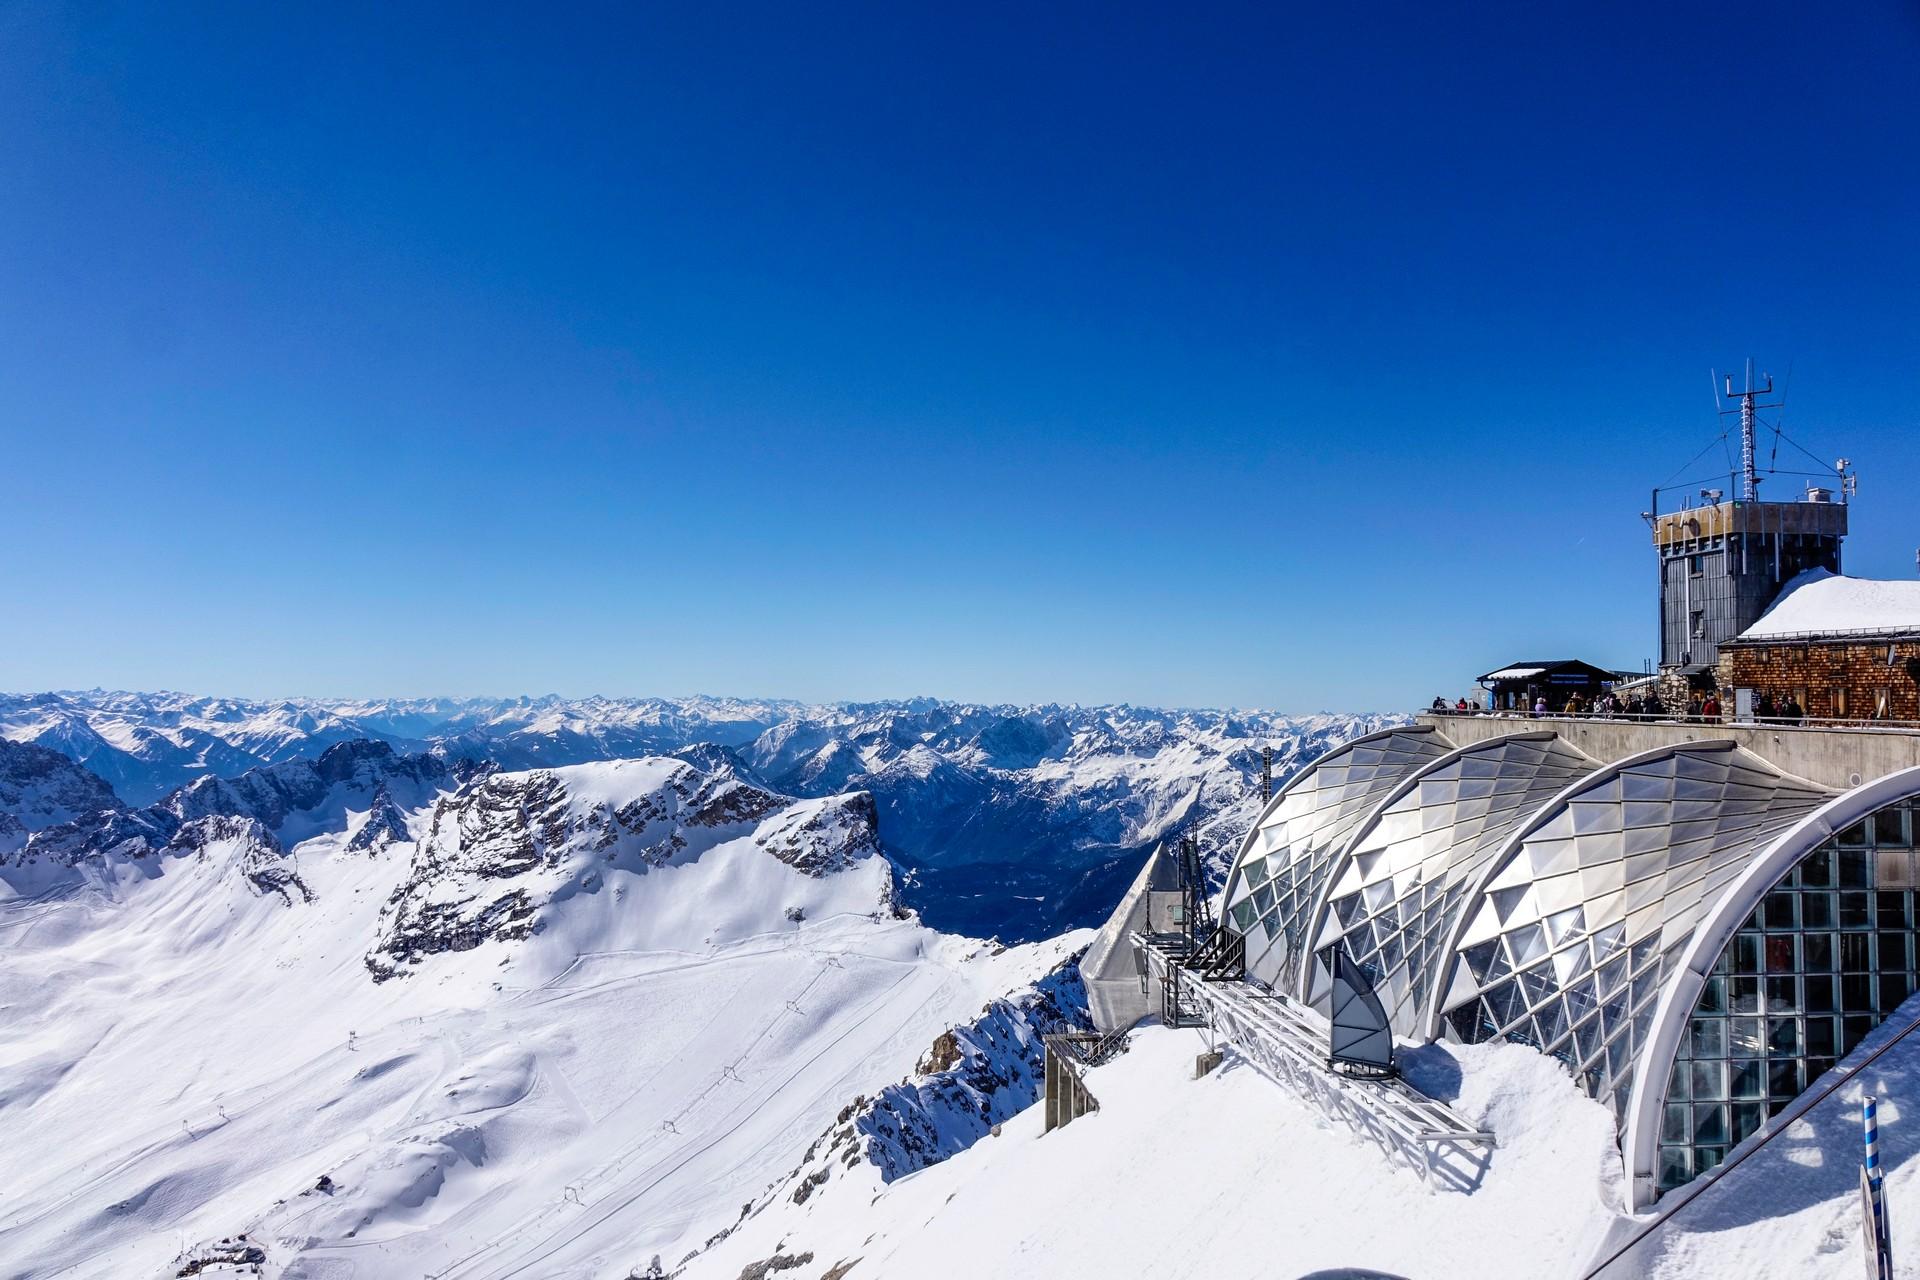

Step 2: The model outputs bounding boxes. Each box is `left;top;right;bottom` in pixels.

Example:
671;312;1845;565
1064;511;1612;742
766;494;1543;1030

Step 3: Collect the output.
1741;570;1920;639
695;1023;1627;1279
698;1014;1920;1280
0;757;1076;1279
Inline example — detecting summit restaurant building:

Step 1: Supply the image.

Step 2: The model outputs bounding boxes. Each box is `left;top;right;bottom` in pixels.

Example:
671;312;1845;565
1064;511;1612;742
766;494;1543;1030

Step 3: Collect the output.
1200;459;1920;1207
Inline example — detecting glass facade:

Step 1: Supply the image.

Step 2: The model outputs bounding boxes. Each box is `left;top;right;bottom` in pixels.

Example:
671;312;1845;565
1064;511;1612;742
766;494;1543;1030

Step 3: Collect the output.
1654;800;1920;1193
1434;745;1827;1126
1211;718;1919;1206
1312;734;1595;1034
1221;726;1453;989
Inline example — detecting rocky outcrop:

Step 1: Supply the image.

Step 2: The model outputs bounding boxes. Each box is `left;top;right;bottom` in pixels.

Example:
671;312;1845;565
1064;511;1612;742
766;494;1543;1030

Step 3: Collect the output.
0;738;123;852
757;953;1093;1213
366;759;888;980
8;740;447;874
164;740;449;833
167;816;311;906
346;785;413;854
753;793;883;878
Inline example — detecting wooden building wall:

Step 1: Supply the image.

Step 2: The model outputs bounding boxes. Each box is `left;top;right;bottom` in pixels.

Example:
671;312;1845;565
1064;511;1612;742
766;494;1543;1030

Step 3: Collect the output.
1718;639;1920;721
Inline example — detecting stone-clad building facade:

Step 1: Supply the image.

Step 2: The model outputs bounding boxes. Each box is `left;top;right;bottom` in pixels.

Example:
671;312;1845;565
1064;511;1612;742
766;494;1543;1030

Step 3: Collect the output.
1718;638;1920;722
1711;571;1920;722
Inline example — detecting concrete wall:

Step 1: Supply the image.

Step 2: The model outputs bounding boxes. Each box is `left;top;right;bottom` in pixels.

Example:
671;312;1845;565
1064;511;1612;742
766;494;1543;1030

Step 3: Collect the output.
1416;712;1920;790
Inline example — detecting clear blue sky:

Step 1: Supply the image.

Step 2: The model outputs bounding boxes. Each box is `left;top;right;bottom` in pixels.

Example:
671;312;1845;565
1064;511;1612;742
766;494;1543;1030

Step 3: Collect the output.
4;2;1917;711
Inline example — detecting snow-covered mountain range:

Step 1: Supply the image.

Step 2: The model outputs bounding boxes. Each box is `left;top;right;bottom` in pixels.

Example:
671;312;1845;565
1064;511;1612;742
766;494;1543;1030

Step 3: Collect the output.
1;690;1910;1279
0;744;1088;1278
0;691;1398;939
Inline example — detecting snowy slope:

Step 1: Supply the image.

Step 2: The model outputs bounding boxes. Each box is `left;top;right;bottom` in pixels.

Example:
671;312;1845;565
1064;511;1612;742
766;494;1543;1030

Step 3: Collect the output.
0;755;1074;1280
694;1021;1629;1280
693;1007;1920;1280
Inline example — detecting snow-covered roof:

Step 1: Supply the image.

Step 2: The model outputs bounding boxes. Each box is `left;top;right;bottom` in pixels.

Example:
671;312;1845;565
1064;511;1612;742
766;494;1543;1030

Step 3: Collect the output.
1480;666;1548;682
1738;569;1920;640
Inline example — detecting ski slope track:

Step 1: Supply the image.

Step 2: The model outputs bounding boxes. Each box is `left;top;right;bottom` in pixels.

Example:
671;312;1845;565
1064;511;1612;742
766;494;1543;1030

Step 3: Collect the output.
0;755;1080;1279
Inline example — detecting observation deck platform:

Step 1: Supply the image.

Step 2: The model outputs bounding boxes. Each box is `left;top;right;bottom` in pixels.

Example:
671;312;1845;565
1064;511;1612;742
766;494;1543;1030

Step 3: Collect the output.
1418;711;1920;790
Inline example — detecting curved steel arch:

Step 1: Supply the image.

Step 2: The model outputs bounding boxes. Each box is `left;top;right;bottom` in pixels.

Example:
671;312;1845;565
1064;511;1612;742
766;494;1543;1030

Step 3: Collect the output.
1416;740;1828;1125
1416;740;1745;1040
1290;731;1598;1028
1217;723;1452;990
1619;764;1920;1208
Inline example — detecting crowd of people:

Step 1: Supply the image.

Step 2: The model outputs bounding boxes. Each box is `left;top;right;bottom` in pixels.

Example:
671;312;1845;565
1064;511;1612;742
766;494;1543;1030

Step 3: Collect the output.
1429;689;1810;725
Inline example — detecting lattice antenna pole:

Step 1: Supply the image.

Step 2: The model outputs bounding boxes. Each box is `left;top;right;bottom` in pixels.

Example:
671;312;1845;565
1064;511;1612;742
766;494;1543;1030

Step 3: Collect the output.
1721;359;1781;502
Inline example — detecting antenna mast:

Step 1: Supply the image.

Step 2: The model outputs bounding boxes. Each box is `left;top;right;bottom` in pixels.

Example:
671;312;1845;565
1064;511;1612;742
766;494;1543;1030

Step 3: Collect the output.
1721;359;1781;502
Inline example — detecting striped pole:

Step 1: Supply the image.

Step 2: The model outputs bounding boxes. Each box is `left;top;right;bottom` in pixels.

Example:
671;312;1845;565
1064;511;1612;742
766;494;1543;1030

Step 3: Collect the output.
1865;1095;1892;1280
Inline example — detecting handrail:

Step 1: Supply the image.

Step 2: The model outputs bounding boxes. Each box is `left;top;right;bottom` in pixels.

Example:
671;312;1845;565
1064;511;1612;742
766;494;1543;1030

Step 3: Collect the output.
1423;708;1920;733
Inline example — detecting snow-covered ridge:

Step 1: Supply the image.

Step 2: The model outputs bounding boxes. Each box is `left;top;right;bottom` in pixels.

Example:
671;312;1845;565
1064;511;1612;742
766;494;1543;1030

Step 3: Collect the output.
369;758;895;980
0;736;123;854
0;739;1048;1278
0;691;1401;938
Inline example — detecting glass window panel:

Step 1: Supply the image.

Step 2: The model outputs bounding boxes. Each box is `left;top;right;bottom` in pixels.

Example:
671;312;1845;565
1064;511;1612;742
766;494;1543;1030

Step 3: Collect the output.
1841;934;1873;971
1732;934;1762;974
1690;1018;1725;1059
1731;1101;1766;1144
1801;851;1835;887
1802;893;1836;929
1803;933;1835;971
1765;936;1797;973
1659;1146;1691;1190
1844;1015;1874;1053
1697;1146;1726;1174
1729;1058;1765;1100
1692;1105;1729;1146
1768;1059;1803;1099
1874;807;1908;847
1807;1016;1837;1057
1729;1017;1765;1055
1767;1017;1801;1056
1839;849;1872;886
1839;823;1871;849
1508;924;1549;967
1667;1059;1691;1101
1730;976;1761;1012
1692;1060;1727;1101
1663;1104;1690;1142
1840;893;1874;929
1698;975;1728;1014
1880;971;1913;1012
1765;976;1798;1013
1805;975;1836;1014
1879;894;1913;928
1463;939;1499;981
1877;933;1911;970
1764;892;1799;930
1843;974;1874;1010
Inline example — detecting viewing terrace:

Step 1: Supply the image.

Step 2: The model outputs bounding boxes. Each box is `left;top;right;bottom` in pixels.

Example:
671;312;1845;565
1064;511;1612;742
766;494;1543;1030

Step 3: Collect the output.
1417;708;1920;790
